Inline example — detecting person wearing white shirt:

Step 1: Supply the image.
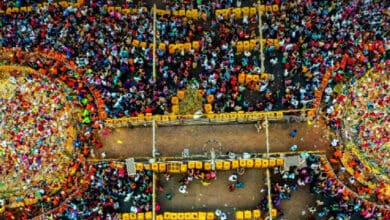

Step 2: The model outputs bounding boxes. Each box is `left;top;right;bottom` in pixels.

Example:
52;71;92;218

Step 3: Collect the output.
228;174;238;182
178;185;187;193
331;138;339;147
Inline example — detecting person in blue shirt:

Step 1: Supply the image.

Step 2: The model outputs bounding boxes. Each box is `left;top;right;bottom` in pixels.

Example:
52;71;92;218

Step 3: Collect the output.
289;129;297;138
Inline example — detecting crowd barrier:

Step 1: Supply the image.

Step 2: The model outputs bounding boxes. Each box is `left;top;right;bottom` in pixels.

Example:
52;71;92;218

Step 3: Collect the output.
150;7;200;20
1;47;76;74
129;39;194;54
32;48;77;70
89;150;325;164
121;212;153;220
134;158;284;174
235;208;277;219
0;3;280;19
104;109;315;128
85;84;107;120
215;4;280;20
235;210;261;220
120;206;275;219
0;0;84;14
155;211;215;220
312;63;339;113
236;38;279;53
129;37;279;55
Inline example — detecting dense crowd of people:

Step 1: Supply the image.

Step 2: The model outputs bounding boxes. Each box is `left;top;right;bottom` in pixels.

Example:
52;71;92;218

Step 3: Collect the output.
316;0;390;211
50;161;155;219
0;49;104;219
0;0;389;219
322;58;389;219
0;69;76;199
325;64;389;198
311;163;390;219
1;0;386;118
267;153;390;219
265;154;321;217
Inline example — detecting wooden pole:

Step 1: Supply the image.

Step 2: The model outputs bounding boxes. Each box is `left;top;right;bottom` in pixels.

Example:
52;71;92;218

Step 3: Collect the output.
258;1;265;73
152;4;157;82
152;7;158;217
265;115;273;220
152;120;157;219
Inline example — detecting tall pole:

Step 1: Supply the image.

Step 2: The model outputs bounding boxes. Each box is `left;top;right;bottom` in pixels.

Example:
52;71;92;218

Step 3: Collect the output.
264;115;272;220
152;120;156;158
152;4;157;82
258;1;265;73
265;115;273;220
265;116;270;157
152;120;156;219
152;4;157;218
258;2;272;217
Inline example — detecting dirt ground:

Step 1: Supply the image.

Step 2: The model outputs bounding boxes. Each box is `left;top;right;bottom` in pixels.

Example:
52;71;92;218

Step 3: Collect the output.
156;170;318;220
96;120;329;159
96;120;329;219
157;170;265;216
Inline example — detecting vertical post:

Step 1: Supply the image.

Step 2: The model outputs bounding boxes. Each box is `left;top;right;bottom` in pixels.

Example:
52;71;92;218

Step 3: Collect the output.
259;1;272;215
152;120;156;219
153;4;157;82
152;4;157;218
264;116;273;220
210;147;216;171
152;120;157;160
265;116;270;157
258;0;265;73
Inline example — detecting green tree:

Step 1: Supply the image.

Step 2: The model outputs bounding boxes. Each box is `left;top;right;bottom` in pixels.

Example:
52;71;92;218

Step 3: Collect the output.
179;87;203;115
